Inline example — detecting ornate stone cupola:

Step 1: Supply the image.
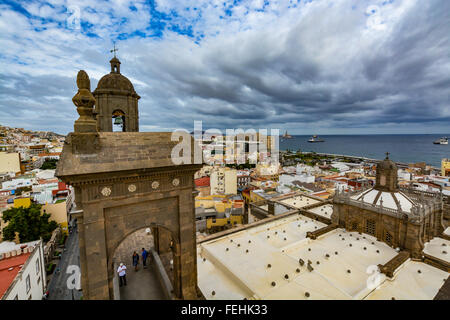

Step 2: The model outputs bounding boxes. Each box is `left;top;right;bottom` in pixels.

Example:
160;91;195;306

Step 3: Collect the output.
375;152;398;192
93;52;140;132
110;56;121;74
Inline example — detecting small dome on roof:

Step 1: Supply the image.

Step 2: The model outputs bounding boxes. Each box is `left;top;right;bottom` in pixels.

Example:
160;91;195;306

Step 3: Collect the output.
93;56;139;98
95;73;136;93
110;56;120;64
377;153;397;170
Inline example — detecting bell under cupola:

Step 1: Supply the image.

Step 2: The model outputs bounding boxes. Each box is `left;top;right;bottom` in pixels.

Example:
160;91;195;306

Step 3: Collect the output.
92;44;140;132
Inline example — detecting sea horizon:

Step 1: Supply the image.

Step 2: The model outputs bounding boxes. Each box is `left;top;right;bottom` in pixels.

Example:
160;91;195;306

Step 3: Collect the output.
279;134;450;168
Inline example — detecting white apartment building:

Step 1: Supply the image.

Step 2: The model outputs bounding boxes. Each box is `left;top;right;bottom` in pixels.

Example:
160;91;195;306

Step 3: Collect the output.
0;240;46;300
210;167;237;195
256;163;278;177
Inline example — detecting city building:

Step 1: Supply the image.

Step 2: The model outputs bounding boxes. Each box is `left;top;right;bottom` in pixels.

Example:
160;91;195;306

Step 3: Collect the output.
0;152;21;175
210;167;237;195
333;154;445;259
237;170;251;190
195;194;245;233
0;240;46;300
442;159;450;177
255;163;280;181
194;176;211;197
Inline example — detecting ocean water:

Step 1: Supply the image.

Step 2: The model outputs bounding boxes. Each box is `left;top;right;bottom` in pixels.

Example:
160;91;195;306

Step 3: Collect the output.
279;135;450;168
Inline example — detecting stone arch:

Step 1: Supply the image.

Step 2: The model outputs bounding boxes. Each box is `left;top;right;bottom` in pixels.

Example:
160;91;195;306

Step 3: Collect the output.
108;223;179;268
108;223;180;299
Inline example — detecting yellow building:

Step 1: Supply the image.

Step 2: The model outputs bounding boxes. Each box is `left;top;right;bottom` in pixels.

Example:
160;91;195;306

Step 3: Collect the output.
206;215;242;229
13;198;31;208
41;201;69;235
195;195;232;213
195;195;244;230
442;158;450;177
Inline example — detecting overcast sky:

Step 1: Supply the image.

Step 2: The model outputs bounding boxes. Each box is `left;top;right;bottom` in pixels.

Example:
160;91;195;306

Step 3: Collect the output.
0;0;449;135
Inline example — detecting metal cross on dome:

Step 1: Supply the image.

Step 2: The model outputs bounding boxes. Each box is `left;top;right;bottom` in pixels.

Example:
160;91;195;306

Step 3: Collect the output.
385;152;390;159
110;42;118;57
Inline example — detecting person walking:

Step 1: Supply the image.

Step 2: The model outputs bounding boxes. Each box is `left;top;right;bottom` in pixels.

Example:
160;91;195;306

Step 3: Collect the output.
117;263;127;287
141;248;148;269
132;251;139;271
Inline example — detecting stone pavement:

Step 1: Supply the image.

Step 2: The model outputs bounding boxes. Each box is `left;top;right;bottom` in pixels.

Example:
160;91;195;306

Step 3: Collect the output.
114;228;165;300
119;263;165;300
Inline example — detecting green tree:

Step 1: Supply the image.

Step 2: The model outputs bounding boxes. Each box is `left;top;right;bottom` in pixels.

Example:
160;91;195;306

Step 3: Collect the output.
2;204;58;242
40;159;58;170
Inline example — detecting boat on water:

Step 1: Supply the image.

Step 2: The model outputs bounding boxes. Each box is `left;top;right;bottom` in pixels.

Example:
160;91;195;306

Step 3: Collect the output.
433;137;448;145
308;135;325;143
282;130;293;139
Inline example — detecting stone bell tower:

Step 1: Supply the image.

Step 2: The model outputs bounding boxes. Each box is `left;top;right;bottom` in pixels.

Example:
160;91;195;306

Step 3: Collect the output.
375;152;399;192
57;70;202;300
93;50;140;132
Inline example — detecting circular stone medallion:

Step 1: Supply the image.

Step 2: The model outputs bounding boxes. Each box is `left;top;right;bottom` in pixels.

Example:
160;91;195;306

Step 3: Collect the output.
152;181;160;189
172;178;180;186
128;184;136;193
101;187;111;197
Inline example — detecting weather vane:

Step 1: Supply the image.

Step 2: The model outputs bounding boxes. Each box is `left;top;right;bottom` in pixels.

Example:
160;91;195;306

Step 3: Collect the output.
110;42;118;58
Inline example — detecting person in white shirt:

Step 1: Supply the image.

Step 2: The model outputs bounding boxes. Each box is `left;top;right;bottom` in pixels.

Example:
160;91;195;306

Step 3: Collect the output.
117;262;127;287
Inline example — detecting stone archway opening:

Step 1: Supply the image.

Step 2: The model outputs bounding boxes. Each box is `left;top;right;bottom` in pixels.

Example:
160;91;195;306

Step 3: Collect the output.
112;110;126;132
111;226;172;300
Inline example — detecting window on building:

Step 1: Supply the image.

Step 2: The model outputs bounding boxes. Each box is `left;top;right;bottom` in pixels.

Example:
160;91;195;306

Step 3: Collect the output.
26;275;31;293
351;222;358;231
36;259;40;275
365;219;376;236
385;231;393;246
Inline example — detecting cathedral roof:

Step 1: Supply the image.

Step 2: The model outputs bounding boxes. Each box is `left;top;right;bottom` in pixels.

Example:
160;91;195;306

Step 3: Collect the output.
350;188;417;213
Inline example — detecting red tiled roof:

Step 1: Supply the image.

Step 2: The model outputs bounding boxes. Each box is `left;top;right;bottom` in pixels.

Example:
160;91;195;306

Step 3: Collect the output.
0;252;31;298
313;192;330;196
195;177;210;187
38;178;59;184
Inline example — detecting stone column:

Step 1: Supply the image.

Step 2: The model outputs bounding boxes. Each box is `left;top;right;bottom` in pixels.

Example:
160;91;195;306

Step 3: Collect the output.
178;188;198;299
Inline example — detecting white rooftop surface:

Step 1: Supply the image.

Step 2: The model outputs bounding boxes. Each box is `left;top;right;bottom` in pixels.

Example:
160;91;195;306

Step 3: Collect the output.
197;214;450;300
257;204;291;215
279;195;320;209
444;227;450;236
351;189;415;213
423;237;450;264
198;214;327;299
308;204;333;219
365;260;449;300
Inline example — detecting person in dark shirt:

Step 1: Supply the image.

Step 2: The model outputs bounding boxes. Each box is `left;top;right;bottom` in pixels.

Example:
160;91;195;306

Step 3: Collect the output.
141;248;148;269
132;251;139;271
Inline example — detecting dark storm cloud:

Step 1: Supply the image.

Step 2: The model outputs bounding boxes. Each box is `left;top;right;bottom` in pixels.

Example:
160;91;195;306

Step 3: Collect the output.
0;0;449;134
